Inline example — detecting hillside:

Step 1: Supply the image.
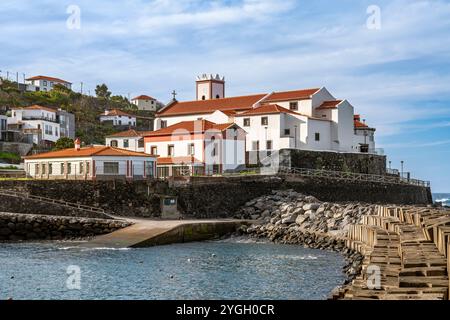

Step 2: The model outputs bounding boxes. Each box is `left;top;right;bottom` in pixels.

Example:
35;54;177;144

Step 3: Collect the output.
0;79;159;145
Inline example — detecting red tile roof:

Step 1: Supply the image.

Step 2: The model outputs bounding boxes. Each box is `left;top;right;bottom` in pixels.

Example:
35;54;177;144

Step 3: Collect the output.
26;75;71;84
132;95;155;101
157;94;267;116
99;109;136;117
316;100;343;110
24;146;154;159
13;105;58;113
157;156;203;165
236;104;304;117
144;120;235;137
265;88;320;102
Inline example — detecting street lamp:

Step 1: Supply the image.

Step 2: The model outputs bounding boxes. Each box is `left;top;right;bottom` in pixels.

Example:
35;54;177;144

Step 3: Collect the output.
401;161;404;178
294;125;298;148
389;161;392;170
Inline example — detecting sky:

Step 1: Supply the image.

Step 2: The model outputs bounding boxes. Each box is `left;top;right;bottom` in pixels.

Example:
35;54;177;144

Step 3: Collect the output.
0;0;449;191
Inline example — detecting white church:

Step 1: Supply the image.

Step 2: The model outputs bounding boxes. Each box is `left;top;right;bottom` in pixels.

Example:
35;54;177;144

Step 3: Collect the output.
154;74;376;156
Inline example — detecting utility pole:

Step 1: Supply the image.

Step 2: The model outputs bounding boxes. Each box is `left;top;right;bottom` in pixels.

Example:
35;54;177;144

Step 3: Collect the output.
401;161;404;178
80;82;83;94
6;71;9;80
23;73;26;84
16;72;19;89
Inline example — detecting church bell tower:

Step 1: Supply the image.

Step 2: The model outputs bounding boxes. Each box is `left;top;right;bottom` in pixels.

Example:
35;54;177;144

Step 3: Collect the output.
196;74;225;101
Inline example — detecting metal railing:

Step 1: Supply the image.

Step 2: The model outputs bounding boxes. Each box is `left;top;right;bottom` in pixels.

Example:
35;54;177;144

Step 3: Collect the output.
277;166;430;187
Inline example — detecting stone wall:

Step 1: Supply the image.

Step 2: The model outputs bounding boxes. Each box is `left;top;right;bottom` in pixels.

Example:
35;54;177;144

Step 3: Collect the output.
176;175;431;218
0;194;112;219
278;149;387;175
0;212;131;241
0;180;165;217
0;142;33;158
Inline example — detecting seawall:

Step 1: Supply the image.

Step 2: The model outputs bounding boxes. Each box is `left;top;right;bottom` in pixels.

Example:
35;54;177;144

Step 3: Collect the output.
0;212;131;241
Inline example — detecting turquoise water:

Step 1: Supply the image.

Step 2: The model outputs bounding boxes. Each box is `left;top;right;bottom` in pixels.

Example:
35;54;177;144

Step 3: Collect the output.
0;240;345;300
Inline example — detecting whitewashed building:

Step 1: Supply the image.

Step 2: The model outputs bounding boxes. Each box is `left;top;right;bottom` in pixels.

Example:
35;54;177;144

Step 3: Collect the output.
8;105;61;145
99;109;137;127
143;120;246;177
353;114;376;153
105;129;151;152
131;95;157;111
24;139;157;180
155;75;376;156
25;76;72;92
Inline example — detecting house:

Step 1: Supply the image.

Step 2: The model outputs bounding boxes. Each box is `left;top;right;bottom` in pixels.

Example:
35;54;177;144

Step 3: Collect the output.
25;76;72;92
57;109;76;139
23;139;157;180
131;95;157;111
155;75;377;158
143;119;246;178
8;105;62;146
353;115;376;153
99;109;137;127
105;129;152;152
0;114;7;141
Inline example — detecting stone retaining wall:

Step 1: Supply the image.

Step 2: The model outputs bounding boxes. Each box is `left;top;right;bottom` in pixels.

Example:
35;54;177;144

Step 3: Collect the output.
0;212;131;241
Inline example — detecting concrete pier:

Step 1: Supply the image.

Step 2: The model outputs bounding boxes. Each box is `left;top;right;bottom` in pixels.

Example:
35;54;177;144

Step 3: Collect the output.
81;218;252;248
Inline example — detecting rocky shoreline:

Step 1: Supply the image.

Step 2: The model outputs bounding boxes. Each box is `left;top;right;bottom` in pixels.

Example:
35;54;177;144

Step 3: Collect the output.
232;190;378;287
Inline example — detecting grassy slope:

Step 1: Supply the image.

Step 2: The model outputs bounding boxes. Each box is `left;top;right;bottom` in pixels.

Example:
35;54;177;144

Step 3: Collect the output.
0;80;155;145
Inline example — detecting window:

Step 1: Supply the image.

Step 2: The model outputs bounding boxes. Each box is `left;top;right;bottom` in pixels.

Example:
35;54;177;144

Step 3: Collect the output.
138;138;144;148
150;146;157;155
168;145;174;156
43;80;47;86
86;162;90;175
104;162;119;174
42;164;46;175
202;95;206;100
55;128;58;136
161;120;168;129
284;129;291;136
80;162;84;174
289;102;298;110
216;94;220;99
67;163;72;174
118;120;122;125
315;132;320;141
145;161;154;177
35;164;40;175
50;82;54;87
61;163;65;174
266;140;273;150
124;139;129;148
188;143;195;156
252;141;260;151
110;140;118;147
48;163;52;175
243;118;250;127
261;117;268;126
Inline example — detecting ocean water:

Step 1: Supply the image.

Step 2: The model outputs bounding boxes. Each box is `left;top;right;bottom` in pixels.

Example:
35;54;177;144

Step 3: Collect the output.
0;240;345;300
432;193;450;207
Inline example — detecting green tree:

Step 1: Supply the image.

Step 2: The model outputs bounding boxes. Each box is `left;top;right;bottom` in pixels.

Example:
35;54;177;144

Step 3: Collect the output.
95;84;111;99
54;137;75;150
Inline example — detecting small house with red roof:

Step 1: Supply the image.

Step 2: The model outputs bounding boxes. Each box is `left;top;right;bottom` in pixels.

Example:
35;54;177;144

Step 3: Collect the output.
25;75;72;92
99;109;137;127
143;119;246;177
105;129;153;152
131;95;157;111
23;139;157;180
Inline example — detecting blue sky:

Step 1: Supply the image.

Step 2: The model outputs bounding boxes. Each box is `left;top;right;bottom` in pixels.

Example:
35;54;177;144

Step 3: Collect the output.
0;0;449;191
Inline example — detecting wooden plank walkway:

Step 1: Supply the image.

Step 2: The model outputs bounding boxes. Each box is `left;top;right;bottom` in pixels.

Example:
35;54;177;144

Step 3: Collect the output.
335;206;450;300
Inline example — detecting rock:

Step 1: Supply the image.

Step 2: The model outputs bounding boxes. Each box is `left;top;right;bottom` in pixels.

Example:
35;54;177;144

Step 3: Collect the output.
0;228;12;236
295;215;307;225
281;214;298;225
303;203;320;211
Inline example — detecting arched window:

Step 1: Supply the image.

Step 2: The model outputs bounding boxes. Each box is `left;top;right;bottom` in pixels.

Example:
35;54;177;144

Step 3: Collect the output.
110;140;118;147
216;94;220;99
202;95;206;100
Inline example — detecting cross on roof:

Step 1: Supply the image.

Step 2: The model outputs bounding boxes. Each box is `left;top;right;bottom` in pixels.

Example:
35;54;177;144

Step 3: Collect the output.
172;90;177;100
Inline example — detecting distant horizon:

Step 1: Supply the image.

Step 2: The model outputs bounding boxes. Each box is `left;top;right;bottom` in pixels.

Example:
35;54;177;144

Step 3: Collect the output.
1;0;449;191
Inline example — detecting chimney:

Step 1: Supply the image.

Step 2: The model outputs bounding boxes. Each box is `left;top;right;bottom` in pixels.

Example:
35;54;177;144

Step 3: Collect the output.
354;114;361;121
74;138;81;151
104;109;109;115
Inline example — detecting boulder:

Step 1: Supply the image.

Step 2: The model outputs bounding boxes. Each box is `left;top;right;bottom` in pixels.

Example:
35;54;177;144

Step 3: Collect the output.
303;203;320;211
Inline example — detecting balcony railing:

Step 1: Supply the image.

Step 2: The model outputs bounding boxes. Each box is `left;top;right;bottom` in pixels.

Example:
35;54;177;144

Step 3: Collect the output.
21;116;59;123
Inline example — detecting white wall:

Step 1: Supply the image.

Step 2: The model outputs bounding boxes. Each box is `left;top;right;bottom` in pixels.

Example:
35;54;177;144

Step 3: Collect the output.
156;113;212;129
306;119;332;151
100;115;136;126
235;114;281;152
353;129;376;153
146;138;205;160
132;99;156;111
311;87;335;109
336;100;354;152
106;136;144;152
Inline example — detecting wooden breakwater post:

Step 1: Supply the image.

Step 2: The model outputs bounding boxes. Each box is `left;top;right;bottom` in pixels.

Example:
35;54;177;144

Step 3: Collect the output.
339;205;449;300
